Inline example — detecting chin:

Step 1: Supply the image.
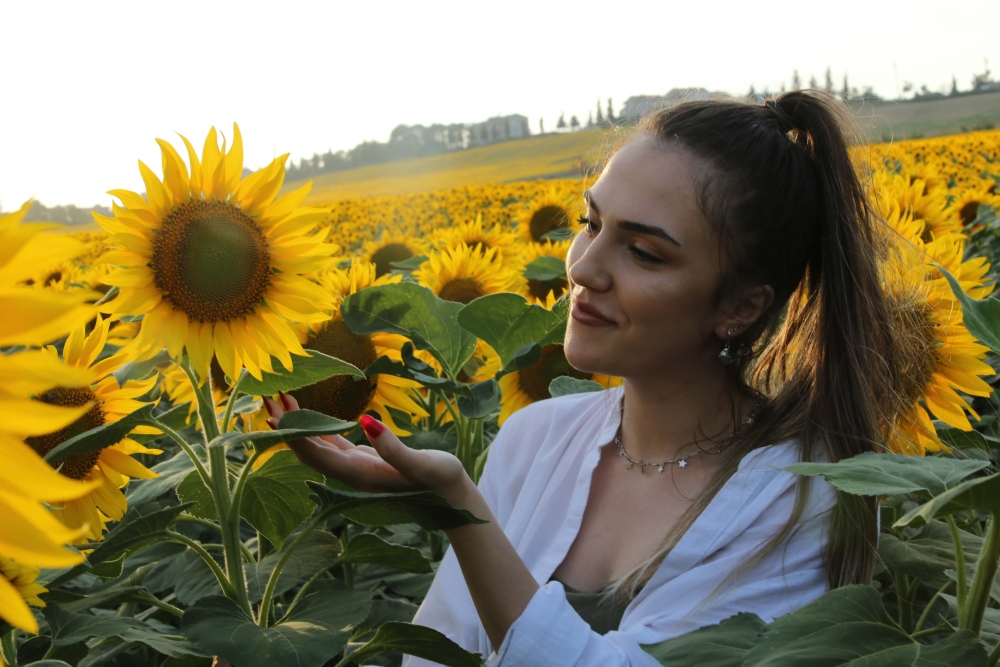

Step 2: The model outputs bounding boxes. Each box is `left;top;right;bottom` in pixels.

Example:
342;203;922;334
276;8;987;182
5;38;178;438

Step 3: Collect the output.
563;332;621;378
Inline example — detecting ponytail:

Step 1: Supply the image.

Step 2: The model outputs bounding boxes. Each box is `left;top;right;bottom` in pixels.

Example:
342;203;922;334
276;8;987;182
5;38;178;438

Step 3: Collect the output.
603;91;899;602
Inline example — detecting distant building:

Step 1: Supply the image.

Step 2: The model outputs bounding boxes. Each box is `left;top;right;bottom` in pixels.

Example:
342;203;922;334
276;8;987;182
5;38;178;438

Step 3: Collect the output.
620;88;718;122
467;114;530;147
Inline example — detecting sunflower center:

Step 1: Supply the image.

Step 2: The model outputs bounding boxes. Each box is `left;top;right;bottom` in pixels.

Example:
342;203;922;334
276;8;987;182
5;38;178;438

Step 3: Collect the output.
529;205;570;242
370;243;413;278
25;387;105;480
43;271;63;287
889;292;940;409
293;318;379;422
959;201;981;226
438;278;486;304
527;277;568;301
152;200;271;323
517;345;591;402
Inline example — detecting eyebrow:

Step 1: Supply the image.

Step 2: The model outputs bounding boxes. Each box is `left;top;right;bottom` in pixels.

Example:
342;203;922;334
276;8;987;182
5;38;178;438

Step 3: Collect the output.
583;190;682;247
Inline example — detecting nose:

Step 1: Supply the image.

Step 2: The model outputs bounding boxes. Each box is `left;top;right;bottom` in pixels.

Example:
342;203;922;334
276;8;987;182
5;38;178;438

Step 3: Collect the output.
567;235;612;294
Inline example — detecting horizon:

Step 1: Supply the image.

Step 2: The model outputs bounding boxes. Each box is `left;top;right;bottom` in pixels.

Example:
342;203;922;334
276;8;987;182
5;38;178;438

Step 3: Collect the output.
1;0;997;208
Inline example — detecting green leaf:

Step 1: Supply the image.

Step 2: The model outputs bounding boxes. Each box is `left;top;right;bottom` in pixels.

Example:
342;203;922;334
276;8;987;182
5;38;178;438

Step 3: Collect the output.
181;582;371;667
44;404;155;464
541;227;574;241
351;598;419;641
335;533;432;573
88;552;125;579
341;282;478;377
781;452;988;498
880;520;982;588
523;256;566;281
246;530;342;602
231;394;263;415
145;549;223;605
212;408;355;452
126;447;201;506
175;471;218;520
43;604;148;646
642;613;766;666
390;254;429;270
22;662;74;667
895;472;1000;529
732;585;988;666
49;502;191;587
241;450;324;547
456;379;500;419
457;293;566;369
346;622;483;667
309;483;488;530
549;376;604;397
112;349;172;386
937;424;994;453
939;264;1000;353
239;349;364;395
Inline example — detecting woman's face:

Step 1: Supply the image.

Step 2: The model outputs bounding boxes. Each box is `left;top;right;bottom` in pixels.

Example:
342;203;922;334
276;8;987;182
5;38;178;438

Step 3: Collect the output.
564;136;735;381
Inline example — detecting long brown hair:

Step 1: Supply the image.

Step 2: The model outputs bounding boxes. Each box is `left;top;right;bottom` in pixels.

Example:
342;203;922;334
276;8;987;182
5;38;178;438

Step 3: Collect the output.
604;90;900;601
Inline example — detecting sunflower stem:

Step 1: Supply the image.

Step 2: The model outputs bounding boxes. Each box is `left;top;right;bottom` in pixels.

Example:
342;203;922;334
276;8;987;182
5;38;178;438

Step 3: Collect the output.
149;418;211;489
229;449;263;529
207;444;253;617
164;530;237;599
912;579;952;634
962;513;1000;634
182;358;221;442
220;369;248;433
258;511;329;627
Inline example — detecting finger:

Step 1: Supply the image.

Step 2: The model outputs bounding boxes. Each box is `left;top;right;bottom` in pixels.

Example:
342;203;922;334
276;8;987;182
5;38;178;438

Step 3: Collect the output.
279;391;301;411
360;415;419;476
263;396;285;421
320;433;356;451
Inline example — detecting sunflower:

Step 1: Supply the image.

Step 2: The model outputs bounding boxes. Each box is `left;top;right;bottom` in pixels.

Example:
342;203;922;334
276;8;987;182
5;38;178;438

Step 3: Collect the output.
874;171;957;241
519;239;572;305
26;317;162;541
414;243;523;305
516;185;580;243
432;213;519;264
96;125;340;382
882;230;994;454
0;555;47;634
949;183;998;229
361;231;428;278
257;262;429;469
498;344;619;425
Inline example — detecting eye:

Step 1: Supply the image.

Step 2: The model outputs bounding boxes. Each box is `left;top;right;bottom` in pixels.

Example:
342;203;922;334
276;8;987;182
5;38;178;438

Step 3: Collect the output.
577;214;598;235
628;244;664;265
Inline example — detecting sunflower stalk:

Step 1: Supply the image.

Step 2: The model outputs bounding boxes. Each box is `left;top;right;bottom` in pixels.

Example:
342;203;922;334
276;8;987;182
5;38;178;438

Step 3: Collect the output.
961;514;1000;634
207;443;253;617
164;530;238;600
181;358;221;443
220;369;249;433
947;515;968;626
257;510;332;627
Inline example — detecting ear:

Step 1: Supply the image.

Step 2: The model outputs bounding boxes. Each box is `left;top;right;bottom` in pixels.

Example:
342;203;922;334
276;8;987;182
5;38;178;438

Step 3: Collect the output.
713;284;774;340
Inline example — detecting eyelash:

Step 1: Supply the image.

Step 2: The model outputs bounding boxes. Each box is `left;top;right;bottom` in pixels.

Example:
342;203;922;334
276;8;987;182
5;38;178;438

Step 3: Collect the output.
577;214;664;265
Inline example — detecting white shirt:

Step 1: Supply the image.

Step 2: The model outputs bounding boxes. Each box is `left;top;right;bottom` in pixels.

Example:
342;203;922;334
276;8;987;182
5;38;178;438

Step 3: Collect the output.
402;387;836;667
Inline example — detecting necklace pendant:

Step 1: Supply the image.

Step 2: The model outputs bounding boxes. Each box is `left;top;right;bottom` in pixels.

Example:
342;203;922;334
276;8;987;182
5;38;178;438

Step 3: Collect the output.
657;464;664;473
625;460;633;470
678;459;688;468
618;449;625;457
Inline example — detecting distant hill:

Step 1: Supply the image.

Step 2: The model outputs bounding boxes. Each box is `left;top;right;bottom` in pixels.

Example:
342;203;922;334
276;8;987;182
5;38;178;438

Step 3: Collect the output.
288;92;1000;205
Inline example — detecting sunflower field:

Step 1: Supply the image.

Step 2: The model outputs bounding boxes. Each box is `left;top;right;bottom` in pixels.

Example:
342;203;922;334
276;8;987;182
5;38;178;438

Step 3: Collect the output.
3;124;1000;667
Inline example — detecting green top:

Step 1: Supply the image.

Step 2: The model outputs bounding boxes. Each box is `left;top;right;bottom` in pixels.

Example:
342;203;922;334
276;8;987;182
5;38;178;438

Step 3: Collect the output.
551;577;630;635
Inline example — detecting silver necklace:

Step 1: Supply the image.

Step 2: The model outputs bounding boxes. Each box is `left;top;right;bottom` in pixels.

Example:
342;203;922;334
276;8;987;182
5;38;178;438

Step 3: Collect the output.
615;399;762;474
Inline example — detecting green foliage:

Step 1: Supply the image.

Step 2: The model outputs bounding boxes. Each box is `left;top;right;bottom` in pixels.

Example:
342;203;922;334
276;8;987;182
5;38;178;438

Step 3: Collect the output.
341;282;478;377
238;349;364;395
239;450;324;546
457;292;566;370
549;376;604;397
346;622;484;667
335;532;432;573
522;255;566;281
309;483;488;530
44;404;155;464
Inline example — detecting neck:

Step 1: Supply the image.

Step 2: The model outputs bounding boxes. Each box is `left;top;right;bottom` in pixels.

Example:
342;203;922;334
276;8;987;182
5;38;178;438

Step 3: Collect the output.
618;366;751;465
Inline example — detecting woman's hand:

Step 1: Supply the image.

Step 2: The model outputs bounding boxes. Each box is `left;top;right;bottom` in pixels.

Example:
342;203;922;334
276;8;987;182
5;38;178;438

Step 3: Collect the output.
262;392;471;503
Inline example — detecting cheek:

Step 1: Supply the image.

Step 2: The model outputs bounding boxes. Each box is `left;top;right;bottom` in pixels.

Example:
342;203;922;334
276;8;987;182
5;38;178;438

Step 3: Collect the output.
621;273;718;343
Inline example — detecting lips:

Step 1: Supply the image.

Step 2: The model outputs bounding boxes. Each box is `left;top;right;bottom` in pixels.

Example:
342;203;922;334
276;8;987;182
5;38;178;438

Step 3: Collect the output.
571;301;616;326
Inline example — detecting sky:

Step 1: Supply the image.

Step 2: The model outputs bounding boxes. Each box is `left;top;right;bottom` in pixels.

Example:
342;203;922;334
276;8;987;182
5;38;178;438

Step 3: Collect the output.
1;0;997;208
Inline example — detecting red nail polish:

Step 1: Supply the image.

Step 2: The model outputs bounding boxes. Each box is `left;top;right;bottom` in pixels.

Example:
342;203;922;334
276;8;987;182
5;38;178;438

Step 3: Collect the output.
267;418;277;430
263;398;274;416
279;391;292;411
360;415;385;438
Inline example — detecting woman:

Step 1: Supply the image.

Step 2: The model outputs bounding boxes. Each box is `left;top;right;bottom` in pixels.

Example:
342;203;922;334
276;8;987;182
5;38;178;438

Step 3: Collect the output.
264;90;902;665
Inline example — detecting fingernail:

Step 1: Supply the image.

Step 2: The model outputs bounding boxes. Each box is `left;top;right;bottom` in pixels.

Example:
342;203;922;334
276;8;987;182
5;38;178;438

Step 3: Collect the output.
267;418;277;430
263;398;274;416
279;391;292;411
360;415;385;438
